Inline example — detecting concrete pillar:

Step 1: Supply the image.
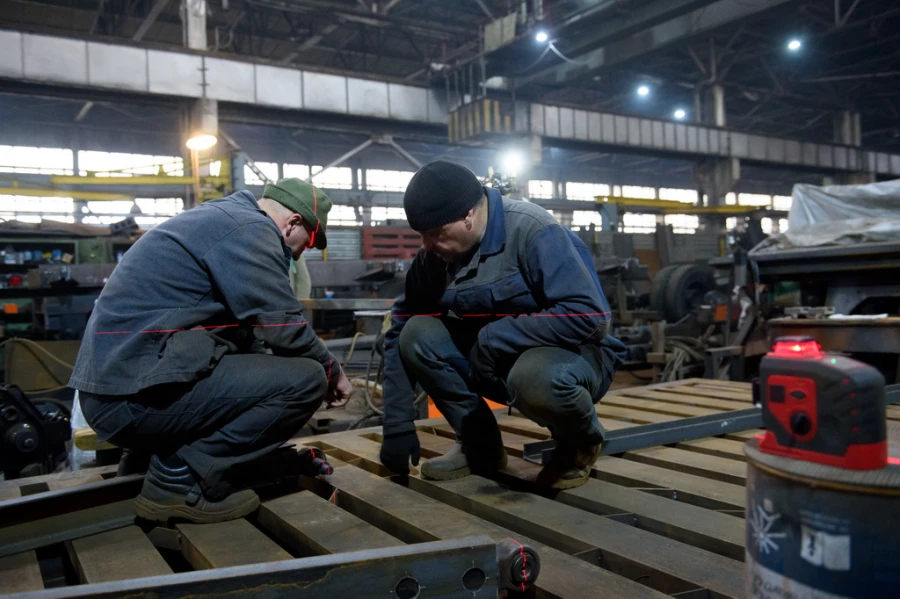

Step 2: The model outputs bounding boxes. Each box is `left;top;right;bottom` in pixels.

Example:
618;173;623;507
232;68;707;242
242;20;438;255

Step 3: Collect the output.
833;110;862;147
831;110;875;184
700;84;726;127
182;0;207;50
694;158;740;206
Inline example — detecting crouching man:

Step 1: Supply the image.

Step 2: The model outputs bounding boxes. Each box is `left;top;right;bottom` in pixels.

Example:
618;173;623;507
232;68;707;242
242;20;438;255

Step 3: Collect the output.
70;178;351;523
378;161;626;489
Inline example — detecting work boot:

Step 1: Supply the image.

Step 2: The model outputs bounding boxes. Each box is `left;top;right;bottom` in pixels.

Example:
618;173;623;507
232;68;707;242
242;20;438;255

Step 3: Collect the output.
536;442;600;490
420;440;508;480
133;455;260;524
116;448;151;476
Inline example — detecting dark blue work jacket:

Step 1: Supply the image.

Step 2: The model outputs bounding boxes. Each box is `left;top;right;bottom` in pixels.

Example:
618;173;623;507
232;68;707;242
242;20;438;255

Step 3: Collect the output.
382;187;626;435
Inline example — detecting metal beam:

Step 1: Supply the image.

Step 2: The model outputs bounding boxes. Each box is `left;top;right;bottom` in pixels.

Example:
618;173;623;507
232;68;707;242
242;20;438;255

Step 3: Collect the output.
472;0;494;19
74;101;94;122
132;0;170;41
307;139;374;182
282;23;341;62
518;0;797;88
19;536;502;598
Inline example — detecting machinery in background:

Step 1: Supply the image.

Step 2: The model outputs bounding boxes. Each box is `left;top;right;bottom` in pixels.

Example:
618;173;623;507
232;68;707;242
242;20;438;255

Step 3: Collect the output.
0;384;70;479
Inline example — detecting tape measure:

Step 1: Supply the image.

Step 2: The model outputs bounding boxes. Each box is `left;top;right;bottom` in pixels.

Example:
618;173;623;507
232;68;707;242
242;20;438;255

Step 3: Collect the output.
758;336;887;470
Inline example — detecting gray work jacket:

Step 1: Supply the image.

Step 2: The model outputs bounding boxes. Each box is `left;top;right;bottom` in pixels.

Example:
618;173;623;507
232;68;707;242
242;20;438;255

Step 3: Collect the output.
69;190;337;395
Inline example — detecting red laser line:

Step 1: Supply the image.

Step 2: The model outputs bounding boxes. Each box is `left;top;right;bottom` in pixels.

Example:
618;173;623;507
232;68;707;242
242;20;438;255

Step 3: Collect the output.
888;456;900;466
506;537;528;592
94;312;611;335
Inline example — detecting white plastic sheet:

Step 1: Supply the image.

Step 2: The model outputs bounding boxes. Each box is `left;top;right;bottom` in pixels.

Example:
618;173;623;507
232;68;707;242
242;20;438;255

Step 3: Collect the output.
789;179;900;227
752;179;900;253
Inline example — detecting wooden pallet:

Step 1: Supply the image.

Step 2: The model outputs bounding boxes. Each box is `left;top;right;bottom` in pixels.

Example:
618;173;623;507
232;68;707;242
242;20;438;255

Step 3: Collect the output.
0;378;755;598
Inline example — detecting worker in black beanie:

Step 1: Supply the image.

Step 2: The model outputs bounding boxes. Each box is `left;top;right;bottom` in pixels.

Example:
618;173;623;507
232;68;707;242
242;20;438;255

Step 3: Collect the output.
379;160;627;489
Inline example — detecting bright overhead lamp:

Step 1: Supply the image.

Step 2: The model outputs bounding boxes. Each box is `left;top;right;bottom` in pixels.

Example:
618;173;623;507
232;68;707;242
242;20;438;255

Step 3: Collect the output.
185;134;218;151
535;30;549;43
787;39;801;51
501;151;524;177
637;85;650;97
673;109;686;120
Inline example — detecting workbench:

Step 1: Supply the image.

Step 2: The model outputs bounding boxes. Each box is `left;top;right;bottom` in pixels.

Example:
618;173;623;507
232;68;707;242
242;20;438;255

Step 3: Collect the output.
8;378;896;598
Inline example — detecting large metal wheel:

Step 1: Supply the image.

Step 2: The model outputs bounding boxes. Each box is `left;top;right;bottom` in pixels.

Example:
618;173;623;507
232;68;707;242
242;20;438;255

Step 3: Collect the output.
649;264;680;321
664;264;715;322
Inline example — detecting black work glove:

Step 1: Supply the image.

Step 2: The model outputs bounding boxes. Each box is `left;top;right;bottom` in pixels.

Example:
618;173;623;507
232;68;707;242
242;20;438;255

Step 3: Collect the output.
380;431;421;474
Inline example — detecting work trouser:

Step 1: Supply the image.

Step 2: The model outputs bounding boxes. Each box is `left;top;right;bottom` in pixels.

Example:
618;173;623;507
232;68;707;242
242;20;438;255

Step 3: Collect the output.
399;316;616;448
80;353;327;500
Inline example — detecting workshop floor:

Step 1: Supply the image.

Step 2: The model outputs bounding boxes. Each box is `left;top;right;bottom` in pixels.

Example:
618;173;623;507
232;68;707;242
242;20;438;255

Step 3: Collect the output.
8;379;895;598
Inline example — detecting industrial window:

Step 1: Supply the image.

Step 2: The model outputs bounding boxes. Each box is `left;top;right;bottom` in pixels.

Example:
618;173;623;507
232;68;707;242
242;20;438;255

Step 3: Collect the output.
0;195;76;224
310;166;353;190
528;180;554;199
371;206;407;225
621;185;656;199
773;195;792;211
78;151;183;177
566;182;610;201
283;164;309;179
665;214;699;234
330;205;360;227
135;198;183;216
243;162;279;186
726;217;738;230
572;210;603;227
738;193;772;207
658;188;697;203
622;213;656;233
0;146;74;175
725;192;737;205
0;196;74;213
366;170;414;192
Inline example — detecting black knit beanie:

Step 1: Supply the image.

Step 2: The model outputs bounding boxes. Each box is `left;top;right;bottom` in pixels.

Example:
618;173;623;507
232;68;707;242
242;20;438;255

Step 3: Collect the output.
403;160;484;231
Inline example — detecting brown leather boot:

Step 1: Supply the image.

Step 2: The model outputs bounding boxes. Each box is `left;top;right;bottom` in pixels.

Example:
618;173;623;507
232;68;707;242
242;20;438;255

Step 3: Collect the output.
536;443;600;489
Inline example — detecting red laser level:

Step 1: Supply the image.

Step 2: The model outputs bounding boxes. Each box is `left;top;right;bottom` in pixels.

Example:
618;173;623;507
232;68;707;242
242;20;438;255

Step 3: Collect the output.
758;336;887;470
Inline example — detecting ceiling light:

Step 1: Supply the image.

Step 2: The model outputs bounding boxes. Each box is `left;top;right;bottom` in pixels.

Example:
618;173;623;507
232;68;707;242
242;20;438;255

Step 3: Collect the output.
673;109;686;120
185;134;218;151
501;151;523;177
637;85;650;97
787;39;801;52
535;30;549;43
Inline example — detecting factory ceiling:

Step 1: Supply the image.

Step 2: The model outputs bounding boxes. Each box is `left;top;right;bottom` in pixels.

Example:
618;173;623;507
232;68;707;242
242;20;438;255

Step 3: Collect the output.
1;0;898;151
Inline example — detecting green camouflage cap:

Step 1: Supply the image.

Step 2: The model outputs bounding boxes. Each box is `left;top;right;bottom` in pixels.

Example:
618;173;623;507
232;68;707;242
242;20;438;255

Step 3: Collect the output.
262;177;332;250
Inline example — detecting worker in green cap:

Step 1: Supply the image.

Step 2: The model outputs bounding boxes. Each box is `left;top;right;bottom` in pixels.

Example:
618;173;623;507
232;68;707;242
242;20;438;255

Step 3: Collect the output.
70;178;352;524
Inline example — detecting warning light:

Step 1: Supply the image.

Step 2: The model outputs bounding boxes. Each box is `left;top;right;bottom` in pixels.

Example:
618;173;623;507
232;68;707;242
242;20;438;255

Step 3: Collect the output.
771;338;822;359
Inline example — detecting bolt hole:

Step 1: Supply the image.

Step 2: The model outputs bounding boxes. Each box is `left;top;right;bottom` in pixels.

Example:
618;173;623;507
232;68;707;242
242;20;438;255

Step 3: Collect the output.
395;576;420;599
462;567;486;591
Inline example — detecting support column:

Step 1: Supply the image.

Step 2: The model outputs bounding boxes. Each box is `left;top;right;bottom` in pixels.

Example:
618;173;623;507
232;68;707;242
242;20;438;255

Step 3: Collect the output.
182;0;207;50
832;110;874;185
701;84;726;127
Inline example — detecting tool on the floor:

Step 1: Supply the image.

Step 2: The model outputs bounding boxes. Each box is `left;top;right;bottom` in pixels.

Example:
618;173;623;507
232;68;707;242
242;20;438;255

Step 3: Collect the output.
745;336;899;597
758;336;887;469
522;407;764;466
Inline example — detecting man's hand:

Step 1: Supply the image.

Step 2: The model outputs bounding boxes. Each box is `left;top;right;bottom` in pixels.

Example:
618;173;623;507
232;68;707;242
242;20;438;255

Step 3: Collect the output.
326;369;352;408
380;431;421;474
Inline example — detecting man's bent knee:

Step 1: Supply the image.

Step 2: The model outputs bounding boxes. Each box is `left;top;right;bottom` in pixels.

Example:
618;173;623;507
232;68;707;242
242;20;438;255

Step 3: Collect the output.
285;359;328;405
398;316;449;364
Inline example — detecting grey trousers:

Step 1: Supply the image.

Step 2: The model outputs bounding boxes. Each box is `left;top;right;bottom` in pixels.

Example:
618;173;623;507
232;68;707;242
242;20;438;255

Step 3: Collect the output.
80;353;327;500
399;316;616;447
